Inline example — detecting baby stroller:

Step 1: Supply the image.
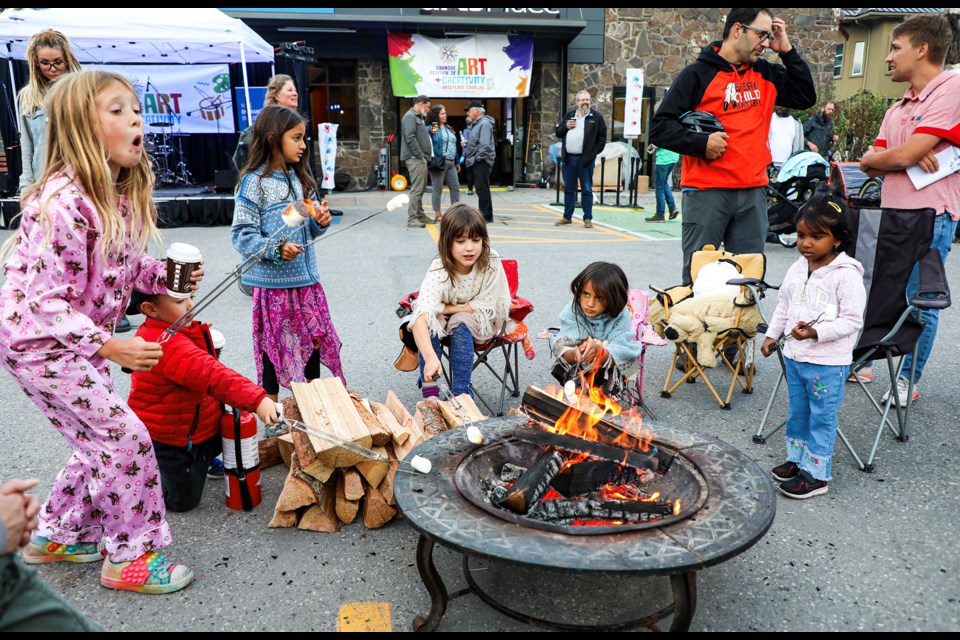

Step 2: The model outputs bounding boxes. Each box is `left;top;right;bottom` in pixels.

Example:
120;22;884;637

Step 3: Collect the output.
766;151;830;248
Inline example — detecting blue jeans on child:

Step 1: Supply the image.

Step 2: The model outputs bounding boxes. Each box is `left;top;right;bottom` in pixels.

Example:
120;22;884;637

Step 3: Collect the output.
418;323;475;397
784;358;848;482
899;212;957;382
654;162;677;216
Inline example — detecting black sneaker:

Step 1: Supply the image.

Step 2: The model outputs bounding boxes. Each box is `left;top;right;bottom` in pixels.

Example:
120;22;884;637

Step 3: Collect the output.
771;461;800;483
777;470;828;499
669;209;680;220
645;214;665;223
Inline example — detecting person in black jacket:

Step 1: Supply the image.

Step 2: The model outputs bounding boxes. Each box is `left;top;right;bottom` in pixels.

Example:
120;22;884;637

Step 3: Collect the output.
555;91;608;228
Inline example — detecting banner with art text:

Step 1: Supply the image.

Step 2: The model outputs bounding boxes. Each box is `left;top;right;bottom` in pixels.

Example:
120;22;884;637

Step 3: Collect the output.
388;33;533;98
88;64;235;134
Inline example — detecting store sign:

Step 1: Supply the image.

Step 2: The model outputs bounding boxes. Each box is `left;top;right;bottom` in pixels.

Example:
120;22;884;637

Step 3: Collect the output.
623;68;644;138
89;64;235;134
388;33;534;98
420;8;559;17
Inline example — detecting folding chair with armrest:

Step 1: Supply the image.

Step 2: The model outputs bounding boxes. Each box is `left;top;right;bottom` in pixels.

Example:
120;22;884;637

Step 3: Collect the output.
396;258;534;416
751;206;950;472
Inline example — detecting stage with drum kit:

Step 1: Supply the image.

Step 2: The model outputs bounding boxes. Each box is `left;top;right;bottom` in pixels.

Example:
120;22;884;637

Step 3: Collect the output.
0;118;236;230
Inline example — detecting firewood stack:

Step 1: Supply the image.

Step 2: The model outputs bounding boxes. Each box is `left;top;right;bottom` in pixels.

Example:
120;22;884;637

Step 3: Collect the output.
269;377;485;531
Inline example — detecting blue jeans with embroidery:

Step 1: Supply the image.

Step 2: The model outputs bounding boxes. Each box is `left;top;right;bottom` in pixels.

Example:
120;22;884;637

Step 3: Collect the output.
418;323;475;398
900;213;958;382
784;358;848;481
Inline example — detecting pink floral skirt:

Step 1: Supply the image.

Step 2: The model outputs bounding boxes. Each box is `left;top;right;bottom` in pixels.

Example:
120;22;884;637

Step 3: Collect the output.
252;283;344;389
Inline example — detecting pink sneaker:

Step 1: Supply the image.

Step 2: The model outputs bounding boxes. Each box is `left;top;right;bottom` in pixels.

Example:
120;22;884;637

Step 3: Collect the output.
100;550;194;595
21;534;103;564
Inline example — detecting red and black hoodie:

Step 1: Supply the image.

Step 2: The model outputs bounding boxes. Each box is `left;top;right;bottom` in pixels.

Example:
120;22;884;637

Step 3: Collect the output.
650;42;816;190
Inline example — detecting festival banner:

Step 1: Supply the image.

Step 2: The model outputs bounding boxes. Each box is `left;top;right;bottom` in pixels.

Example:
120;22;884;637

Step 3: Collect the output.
623;68;645;138
388;33;533;98
89;64;235;134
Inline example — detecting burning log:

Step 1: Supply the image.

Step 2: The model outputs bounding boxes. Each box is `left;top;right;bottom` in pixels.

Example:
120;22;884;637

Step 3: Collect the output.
491;449;568;514
550;460;639;498
530;496;674;524
512;427;660;474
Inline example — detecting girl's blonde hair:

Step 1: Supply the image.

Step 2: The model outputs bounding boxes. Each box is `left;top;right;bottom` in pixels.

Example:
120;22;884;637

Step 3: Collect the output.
16;29;82;114
264;74;295;107
437;204;491;282
3;70;159;260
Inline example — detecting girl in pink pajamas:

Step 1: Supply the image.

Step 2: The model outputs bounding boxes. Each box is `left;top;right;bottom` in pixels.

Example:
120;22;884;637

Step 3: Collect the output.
0;70;200;594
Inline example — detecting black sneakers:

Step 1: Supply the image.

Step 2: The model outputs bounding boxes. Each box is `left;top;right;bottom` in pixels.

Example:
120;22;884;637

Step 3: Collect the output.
777;469;828;499
771;461;800;483
669;208;680;220
644;214;665;223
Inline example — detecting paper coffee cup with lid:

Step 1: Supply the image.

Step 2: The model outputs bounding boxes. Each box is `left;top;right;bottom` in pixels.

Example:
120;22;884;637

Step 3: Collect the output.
165;243;202;299
209;328;225;358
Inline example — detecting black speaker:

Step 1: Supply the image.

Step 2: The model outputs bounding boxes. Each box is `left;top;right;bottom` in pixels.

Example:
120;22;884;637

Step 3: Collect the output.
214;169;238;193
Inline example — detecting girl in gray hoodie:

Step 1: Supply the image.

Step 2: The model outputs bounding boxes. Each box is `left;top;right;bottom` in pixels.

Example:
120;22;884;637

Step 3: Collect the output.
760;192;866;499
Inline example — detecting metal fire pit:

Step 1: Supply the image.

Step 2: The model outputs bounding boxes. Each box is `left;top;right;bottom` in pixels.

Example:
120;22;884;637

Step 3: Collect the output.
394;414;776;632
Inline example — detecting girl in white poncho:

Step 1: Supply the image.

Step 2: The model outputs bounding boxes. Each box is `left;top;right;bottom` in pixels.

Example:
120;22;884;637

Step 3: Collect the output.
410;204;511;398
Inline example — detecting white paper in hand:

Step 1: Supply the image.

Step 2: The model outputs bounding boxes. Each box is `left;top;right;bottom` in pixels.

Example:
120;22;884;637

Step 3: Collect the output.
907;146;960;190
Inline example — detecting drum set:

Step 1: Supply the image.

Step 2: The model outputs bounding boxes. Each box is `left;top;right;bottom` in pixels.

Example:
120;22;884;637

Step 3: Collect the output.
145;121;193;187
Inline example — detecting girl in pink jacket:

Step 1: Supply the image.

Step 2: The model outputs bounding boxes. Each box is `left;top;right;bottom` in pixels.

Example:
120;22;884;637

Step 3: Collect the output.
760;191;866;500
0;71;201;594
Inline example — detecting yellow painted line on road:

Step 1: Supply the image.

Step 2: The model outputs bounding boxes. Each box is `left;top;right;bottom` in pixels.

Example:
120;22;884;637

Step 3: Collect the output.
530;204;643;242
491;236;639;244
337;602;392;632
426;223;440;243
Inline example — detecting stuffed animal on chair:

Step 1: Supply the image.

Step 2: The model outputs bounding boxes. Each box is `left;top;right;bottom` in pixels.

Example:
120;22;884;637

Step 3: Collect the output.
661;293;763;367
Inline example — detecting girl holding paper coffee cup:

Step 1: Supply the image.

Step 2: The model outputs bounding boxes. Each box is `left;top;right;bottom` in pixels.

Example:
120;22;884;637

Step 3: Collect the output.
231;105;345;401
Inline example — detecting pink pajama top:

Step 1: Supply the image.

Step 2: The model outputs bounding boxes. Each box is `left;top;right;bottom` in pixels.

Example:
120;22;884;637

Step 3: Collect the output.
0;170;167;359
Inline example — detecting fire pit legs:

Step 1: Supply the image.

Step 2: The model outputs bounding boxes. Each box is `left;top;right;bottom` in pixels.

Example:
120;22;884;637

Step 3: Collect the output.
412;536;449;632
669;573;697;632
411;530;701;632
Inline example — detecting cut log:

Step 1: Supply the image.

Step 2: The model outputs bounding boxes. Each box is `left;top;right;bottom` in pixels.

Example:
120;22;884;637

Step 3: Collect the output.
276;452;318;512
384;389;413;426
394;413;426;461
335;471;360;525
349;391;392;447
342;468;365;502
298;479;339;532
492;449;569;514
370;401;409;447
380;445;398;505
268;509;298;528
437;394;487;429
355;446;389;488
362;482;397;529
512;426;661;474
292;379;371;468
281;395;302;422
416;401;447;437
277;433;294;467
258;430;287;470
290;426;334;482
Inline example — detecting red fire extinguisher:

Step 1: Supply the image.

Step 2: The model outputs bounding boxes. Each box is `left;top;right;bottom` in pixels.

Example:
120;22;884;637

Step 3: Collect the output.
221;407;261;511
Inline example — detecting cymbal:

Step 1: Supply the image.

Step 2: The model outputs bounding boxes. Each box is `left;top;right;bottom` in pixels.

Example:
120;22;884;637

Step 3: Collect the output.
149;122;173;128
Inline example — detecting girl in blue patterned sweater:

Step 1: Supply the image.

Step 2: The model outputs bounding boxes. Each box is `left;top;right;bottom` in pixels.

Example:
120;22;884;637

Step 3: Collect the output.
231;105;344;401
551;262;643;396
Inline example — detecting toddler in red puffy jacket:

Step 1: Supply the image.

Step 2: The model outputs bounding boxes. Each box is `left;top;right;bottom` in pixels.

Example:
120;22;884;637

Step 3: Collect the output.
126;290;279;512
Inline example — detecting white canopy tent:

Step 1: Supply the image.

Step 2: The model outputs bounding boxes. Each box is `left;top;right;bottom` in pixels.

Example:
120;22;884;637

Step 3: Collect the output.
0;7;274;122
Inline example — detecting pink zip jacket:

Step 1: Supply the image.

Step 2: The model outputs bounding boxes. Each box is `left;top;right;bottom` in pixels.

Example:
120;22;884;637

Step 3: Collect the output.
764;251;866;366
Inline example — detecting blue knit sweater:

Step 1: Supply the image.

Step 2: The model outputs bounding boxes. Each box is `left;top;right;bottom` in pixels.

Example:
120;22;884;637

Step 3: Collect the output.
231;168;327;289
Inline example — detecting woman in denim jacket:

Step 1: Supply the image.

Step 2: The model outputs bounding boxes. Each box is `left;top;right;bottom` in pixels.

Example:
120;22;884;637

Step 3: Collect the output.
426;104;461;222
16;29;81;192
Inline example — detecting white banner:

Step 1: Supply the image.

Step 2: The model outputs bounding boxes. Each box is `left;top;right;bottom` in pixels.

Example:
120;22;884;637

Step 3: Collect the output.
623;68;645;139
89;64;235;134
388;33;534;98
317;123;339;190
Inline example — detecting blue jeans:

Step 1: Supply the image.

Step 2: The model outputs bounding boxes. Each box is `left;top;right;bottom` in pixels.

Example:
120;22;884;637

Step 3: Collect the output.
418;323;475;397
654;162;677;216
562;154;595;220
900;213;958;382
784;358;848;481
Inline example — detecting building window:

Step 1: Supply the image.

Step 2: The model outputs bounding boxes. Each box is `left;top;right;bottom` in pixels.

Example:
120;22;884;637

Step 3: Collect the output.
833;43;844;78
851;41;866;77
308;62;359;141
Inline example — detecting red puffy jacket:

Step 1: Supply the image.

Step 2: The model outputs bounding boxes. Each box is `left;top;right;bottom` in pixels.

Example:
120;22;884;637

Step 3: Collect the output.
128;317;268;447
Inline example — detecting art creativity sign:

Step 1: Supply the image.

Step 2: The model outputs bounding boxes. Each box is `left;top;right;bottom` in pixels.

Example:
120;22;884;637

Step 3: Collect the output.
89;64;235;134
623;68;645;138
388;33;534;98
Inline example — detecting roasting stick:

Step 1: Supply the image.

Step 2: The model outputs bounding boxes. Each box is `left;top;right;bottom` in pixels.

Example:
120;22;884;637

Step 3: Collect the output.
276;405;432;474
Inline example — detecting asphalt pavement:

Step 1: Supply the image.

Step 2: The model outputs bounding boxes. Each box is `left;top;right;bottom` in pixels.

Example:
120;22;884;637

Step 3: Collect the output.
0;185;957;631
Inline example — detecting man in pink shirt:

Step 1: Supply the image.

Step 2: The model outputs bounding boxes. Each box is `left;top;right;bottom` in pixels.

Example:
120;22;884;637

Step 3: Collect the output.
860;14;960;405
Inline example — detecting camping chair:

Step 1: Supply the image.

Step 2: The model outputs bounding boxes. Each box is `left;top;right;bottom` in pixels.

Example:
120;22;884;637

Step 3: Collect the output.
396;259;535;416
751;206;950;472
648;245;767;409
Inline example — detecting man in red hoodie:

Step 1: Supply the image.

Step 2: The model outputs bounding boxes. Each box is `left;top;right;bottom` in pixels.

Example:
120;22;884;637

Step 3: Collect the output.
650;8;816;284
126;291;279;512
